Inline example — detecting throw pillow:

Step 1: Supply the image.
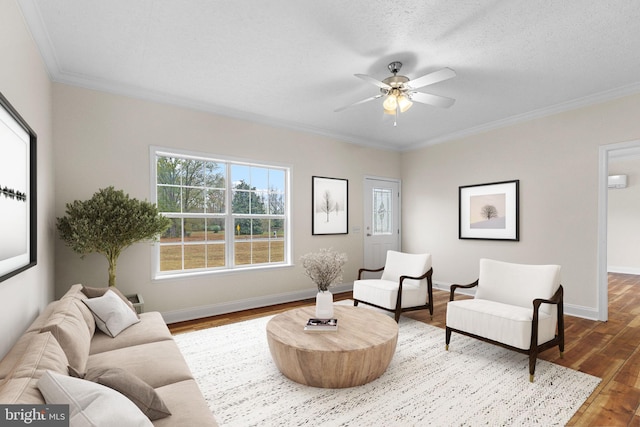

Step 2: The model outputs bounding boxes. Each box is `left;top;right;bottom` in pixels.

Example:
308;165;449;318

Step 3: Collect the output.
69;366;171;421
37;370;153;427
82;290;140;338
81;285;140;318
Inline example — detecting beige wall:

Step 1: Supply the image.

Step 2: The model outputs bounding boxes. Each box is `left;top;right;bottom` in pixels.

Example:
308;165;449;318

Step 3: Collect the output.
608;156;640;273
401;93;640;318
0;0;55;358
52;84;401;319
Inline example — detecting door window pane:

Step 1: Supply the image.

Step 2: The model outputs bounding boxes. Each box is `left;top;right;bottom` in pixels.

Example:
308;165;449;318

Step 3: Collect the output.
373;188;393;235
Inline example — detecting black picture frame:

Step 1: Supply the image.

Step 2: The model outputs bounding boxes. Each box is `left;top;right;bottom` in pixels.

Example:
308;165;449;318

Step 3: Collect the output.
312;176;348;235
0;92;37;283
459;180;519;241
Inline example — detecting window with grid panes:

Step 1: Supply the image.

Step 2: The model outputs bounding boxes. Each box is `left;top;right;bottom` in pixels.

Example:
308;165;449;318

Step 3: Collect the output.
153;148;289;277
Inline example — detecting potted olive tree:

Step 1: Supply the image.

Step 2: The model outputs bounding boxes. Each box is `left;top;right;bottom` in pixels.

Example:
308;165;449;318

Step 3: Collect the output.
57;187;171;310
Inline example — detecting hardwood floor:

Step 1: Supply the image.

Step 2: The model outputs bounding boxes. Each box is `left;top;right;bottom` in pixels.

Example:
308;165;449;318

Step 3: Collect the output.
169;273;640;426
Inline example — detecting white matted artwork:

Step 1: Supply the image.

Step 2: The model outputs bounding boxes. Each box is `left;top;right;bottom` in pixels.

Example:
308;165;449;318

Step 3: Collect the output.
0;92;37;282
312;176;348;235
459;180;519;241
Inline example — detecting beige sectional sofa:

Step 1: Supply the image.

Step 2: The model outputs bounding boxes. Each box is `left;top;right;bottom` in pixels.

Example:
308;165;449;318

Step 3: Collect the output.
0;284;217;426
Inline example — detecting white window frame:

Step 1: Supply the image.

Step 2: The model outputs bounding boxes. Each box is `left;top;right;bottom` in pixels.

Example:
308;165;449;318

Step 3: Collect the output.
150;146;292;280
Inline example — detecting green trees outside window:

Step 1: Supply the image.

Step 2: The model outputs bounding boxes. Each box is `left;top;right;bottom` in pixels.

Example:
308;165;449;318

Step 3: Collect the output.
155;150;288;275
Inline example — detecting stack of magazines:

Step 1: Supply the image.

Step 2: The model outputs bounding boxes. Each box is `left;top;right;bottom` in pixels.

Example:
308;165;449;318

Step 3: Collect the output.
304;318;338;331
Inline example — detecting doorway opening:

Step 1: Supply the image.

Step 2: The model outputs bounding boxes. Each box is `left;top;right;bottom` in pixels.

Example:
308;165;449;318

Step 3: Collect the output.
598;139;640;321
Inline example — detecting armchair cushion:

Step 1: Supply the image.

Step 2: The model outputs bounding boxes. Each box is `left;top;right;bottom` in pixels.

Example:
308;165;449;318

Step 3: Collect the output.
353;279;426;309
353;251;431;310
380;251;432;288
475;259;561;315
446;299;556;350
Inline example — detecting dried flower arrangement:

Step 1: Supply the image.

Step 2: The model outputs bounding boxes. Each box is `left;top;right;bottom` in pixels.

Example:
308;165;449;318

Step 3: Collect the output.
300;248;347;292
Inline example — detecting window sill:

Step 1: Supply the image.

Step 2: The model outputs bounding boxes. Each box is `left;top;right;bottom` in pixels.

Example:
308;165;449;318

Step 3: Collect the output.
152;262;294;283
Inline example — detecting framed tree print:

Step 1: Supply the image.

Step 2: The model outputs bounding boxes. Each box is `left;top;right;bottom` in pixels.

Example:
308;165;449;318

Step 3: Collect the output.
459;180;519;241
0;92;37;283
312;176;348;235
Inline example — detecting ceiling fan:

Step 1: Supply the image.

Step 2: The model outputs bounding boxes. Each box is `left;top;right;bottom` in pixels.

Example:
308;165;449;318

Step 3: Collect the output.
335;61;456;124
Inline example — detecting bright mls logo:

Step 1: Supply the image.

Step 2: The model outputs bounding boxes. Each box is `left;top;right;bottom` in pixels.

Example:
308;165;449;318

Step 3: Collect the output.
1;405;68;426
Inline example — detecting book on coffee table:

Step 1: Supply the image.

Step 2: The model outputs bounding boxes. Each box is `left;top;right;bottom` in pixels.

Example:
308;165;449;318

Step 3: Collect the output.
304;318;338;331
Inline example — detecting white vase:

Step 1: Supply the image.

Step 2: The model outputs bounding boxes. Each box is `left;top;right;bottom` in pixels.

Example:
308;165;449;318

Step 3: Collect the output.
315;290;334;319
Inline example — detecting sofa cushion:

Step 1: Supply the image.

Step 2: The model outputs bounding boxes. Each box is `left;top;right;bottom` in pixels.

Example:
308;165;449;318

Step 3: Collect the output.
446;298;557;350
87;340;194;389
40;297;94;373
0;331;39;381
0;332;68;404
25;301;66;333
475;259;561;314
61;283;87;299
90;312;172;355
60;284;97;337
82;285;140;318
37;370;153;427
0;378;44;404
69;366;171;421
82;290;140;337
153;379;218;427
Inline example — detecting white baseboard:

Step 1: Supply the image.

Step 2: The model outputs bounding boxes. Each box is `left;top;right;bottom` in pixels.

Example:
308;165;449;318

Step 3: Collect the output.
161;283;354;324
563;303;600;320
607;266;640;275
163;280;602;324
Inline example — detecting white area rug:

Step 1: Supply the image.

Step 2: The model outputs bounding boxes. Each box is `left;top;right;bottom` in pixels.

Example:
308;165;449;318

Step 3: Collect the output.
174;309;600;426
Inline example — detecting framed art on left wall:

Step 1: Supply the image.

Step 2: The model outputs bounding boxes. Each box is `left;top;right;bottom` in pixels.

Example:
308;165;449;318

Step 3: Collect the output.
0;92;37;283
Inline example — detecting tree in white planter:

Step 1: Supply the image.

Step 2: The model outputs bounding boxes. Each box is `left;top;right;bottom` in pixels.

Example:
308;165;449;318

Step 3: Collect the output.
56;186;171;287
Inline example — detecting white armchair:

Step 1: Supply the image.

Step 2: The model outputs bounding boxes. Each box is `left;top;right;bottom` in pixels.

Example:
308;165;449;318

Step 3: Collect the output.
353;251;433;322
446;259;564;382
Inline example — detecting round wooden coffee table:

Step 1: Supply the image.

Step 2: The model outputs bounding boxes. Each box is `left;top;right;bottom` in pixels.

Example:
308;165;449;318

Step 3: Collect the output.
266;305;398;388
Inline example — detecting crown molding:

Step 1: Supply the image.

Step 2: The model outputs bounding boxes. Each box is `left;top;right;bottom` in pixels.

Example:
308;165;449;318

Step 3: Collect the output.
50;68;640;155
406;82;640;151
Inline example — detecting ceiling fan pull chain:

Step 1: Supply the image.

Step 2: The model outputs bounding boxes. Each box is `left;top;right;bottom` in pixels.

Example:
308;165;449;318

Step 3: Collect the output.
394;104;398;127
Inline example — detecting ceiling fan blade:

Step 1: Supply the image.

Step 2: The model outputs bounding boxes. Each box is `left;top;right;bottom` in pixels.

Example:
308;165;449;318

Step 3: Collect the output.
334;94;384;112
354;74;391;90
410;92;456;108
406;67;456;89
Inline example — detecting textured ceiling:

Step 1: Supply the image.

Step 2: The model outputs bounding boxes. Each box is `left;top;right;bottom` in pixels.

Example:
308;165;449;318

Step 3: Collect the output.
17;0;640;151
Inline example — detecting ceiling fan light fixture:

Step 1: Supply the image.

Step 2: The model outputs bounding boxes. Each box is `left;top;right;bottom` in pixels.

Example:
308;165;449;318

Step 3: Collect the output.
397;94;413;113
335;60;456;122
382;92;398;111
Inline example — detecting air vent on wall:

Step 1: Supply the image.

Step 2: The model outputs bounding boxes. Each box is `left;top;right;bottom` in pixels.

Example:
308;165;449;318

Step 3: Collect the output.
608;175;628;189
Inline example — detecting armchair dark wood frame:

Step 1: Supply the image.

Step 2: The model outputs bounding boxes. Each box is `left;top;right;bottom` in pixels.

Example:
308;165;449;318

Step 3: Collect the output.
445;281;565;382
353;267;434;322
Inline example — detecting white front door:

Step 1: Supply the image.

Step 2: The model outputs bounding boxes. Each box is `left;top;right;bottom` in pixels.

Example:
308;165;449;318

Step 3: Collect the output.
363;177;401;276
